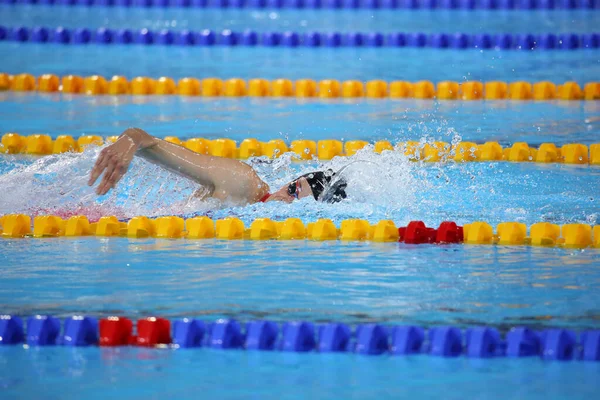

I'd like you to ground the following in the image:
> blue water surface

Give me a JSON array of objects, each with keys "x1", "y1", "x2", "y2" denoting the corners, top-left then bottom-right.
[
  {"x1": 2, "y1": 5, "x2": 600, "y2": 34},
  {"x1": 1, "y1": 237, "x2": 600, "y2": 328},
  {"x1": 1, "y1": 346, "x2": 598, "y2": 400},
  {"x1": 2, "y1": 93, "x2": 599, "y2": 144},
  {"x1": 2, "y1": 43, "x2": 600, "y2": 83}
]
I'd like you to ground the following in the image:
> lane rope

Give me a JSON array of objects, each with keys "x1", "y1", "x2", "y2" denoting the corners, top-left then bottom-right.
[
  {"x1": 1, "y1": 26, "x2": 599, "y2": 49},
  {"x1": 1, "y1": 215, "x2": 600, "y2": 248},
  {"x1": 2, "y1": 73, "x2": 599, "y2": 100},
  {"x1": 3, "y1": 133, "x2": 600, "y2": 165},
  {"x1": 0, "y1": 314, "x2": 598, "y2": 361}
]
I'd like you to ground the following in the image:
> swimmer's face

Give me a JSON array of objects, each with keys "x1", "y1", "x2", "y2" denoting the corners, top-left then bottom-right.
[{"x1": 265, "y1": 177, "x2": 314, "y2": 203}]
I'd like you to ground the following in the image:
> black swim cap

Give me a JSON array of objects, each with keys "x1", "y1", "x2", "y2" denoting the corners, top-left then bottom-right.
[{"x1": 299, "y1": 169, "x2": 347, "y2": 203}]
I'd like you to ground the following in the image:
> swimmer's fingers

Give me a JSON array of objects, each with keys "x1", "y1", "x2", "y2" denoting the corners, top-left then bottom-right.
[
  {"x1": 103, "y1": 162, "x2": 128, "y2": 194},
  {"x1": 96, "y1": 161, "x2": 117, "y2": 196},
  {"x1": 89, "y1": 148, "x2": 111, "y2": 186},
  {"x1": 96, "y1": 154, "x2": 123, "y2": 195}
]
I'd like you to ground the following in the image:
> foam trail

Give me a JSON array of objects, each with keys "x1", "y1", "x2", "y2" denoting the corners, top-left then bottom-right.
[
  {"x1": 228, "y1": 145, "x2": 421, "y2": 224},
  {"x1": 0, "y1": 147, "x2": 212, "y2": 220},
  {"x1": 0, "y1": 145, "x2": 421, "y2": 222},
  {"x1": 0, "y1": 150, "x2": 103, "y2": 218}
]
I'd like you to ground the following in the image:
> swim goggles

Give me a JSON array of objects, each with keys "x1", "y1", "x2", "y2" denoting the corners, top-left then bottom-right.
[{"x1": 287, "y1": 179, "x2": 302, "y2": 199}]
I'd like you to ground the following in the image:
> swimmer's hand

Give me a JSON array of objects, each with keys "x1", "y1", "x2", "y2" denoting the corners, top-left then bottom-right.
[{"x1": 88, "y1": 129, "x2": 150, "y2": 195}]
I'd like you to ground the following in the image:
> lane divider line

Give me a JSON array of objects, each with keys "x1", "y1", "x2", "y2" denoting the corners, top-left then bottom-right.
[
  {"x1": 1, "y1": 216, "x2": 599, "y2": 248},
  {"x1": 2, "y1": 73, "x2": 599, "y2": 100},
  {"x1": 0, "y1": 315, "x2": 598, "y2": 361},
  {"x1": 2, "y1": 0, "x2": 598, "y2": 11}
]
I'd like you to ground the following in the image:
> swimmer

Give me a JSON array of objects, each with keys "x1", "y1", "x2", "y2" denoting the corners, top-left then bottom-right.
[{"x1": 88, "y1": 128, "x2": 347, "y2": 204}]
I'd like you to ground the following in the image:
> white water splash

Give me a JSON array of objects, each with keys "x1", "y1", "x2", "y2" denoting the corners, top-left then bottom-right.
[
  {"x1": 0, "y1": 147, "x2": 208, "y2": 220},
  {"x1": 0, "y1": 144, "x2": 420, "y2": 222},
  {"x1": 2, "y1": 142, "x2": 598, "y2": 226}
]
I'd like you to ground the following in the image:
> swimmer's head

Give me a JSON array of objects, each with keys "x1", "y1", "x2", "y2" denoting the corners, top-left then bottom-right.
[{"x1": 266, "y1": 169, "x2": 347, "y2": 204}]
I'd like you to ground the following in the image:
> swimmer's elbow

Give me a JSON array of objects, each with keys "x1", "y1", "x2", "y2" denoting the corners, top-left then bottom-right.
[
  {"x1": 212, "y1": 167, "x2": 268, "y2": 204},
  {"x1": 247, "y1": 169, "x2": 270, "y2": 203}
]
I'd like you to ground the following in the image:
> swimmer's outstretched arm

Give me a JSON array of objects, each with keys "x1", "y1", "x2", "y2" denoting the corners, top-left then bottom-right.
[{"x1": 88, "y1": 128, "x2": 270, "y2": 203}]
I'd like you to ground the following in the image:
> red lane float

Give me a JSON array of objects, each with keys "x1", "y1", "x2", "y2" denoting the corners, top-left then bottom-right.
[
  {"x1": 99, "y1": 317, "x2": 171, "y2": 347},
  {"x1": 99, "y1": 316, "x2": 133, "y2": 346},
  {"x1": 136, "y1": 317, "x2": 171, "y2": 347},
  {"x1": 398, "y1": 221, "x2": 464, "y2": 245}
]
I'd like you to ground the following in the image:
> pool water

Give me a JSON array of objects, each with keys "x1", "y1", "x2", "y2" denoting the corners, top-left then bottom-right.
[
  {"x1": 1, "y1": 94, "x2": 599, "y2": 144},
  {"x1": 2, "y1": 238, "x2": 600, "y2": 328},
  {"x1": 1, "y1": 3, "x2": 600, "y2": 400},
  {"x1": 2, "y1": 44, "x2": 600, "y2": 83},
  {"x1": 2, "y1": 5, "x2": 600, "y2": 33},
  {"x1": 1, "y1": 347, "x2": 599, "y2": 400}
]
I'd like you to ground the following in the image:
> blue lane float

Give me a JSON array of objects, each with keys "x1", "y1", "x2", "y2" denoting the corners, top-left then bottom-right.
[
  {"x1": 1, "y1": 314, "x2": 599, "y2": 361},
  {"x1": 62, "y1": 316, "x2": 99, "y2": 346},
  {"x1": 172, "y1": 319, "x2": 206, "y2": 348},
  {"x1": 1, "y1": 26, "x2": 600, "y2": 50},
  {"x1": 318, "y1": 323, "x2": 351, "y2": 352},
  {"x1": 1, "y1": 0, "x2": 598, "y2": 8},
  {"x1": 391, "y1": 326, "x2": 424, "y2": 355},
  {"x1": 246, "y1": 320, "x2": 279, "y2": 350},
  {"x1": 25, "y1": 315, "x2": 61, "y2": 346}
]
